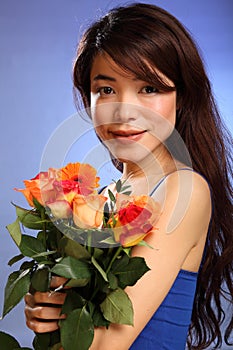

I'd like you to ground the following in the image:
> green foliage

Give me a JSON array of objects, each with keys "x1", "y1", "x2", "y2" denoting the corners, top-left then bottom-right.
[
  {"x1": 2, "y1": 269, "x2": 31, "y2": 317},
  {"x1": 112, "y1": 255, "x2": 150, "y2": 288},
  {"x1": 108, "y1": 189, "x2": 116, "y2": 202},
  {"x1": 0, "y1": 331, "x2": 33, "y2": 350},
  {"x1": 60, "y1": 307, "x2": 94, "y2": 350},
  {"x1": 6, "y1": 218, "x2": 22, "y2": 246},
  {"x1": 62, "y1": 290, "x2": 86, "y2": 314},
  {"x1": 0, "y1": 330, "x2": 32, "y2": 349},
  {"x1": 100, "y1": 288, "x2": 134, "y2": 325},
  {"x1": 19, "y1": 235, "x2": 46, "y2": 259},
  {"x1": 51, "y1": 256, "x2": 92, "y2": 280},
  {"x1": 30, "y1": 265, "x2": 51, "y2": 292},
  {"x1": 15, "y1": 204, "x2": 44, "y2": 230},
  {"x1": 59, "y1": 236, "x2": 90, "y2": 260},
  {"x1": 0, "y1": 331, "x2": 20, "y2": 349},
  {"x1": 2, "y1": 177, "x2": 153, "y2": 350},
  {"x1": 8, "y1": 253, "x2": 24, "y2": 266},
  {"x1": 33, "y1": 331, "x2": 60, "y2": 350},
  {"x1": 114, "y1": 179, "x2": 132, "y2": 195}
]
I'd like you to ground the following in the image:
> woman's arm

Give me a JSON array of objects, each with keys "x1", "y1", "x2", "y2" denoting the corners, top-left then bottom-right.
[{"x1": 25, "y1": 170, "x2": 212, "y2": 350}]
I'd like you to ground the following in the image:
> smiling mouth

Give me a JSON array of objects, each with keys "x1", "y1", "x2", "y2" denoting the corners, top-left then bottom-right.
[{"x1": 110, "y1": 129, "x2": 146, "y2": 141}]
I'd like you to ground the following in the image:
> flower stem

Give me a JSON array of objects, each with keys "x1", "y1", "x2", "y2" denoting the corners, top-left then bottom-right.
[
  {"x1": 106, "y1": 246, "x2": 122, "y2": 275},
  {"x1": 41, "y1": 207, "x2": 47, "y2": 247},
  {"x1": 87, "y1": 230, "x2": 92, "y2": 255}
]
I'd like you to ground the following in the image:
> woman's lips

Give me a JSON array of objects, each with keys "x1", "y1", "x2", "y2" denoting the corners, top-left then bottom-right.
[{"x1": 109, "y1": 129, "x2": 146, "y2": 142}]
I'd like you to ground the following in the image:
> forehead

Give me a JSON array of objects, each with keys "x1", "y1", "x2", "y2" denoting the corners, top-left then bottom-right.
[
  {"x1": 90, "y1": 53, "x2": 135, "y2": 80},
  {"x1": 90, "y1": 52, "x2": 175, "y2": 87}
]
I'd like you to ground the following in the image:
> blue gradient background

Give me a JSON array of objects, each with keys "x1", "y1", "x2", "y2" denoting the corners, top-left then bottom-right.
[{"x1": 0, "y1": 0, "x2": 232, "y2": 348}]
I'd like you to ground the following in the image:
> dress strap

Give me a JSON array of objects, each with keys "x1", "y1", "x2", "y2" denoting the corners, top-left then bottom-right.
[
  {"x1": 98, "y1": 186, "x2": 107, "y2": 194},
  {"x1": 149, "y1": 167, "x2": 194, "y2": 196}
]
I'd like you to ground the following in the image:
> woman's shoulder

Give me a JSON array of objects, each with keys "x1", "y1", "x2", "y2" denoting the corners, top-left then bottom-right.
[
  {"x1": 150, "y1": 167, "x2": 212, "y2": 242},
  {"x1": 153, "y1": 167, "x2": 211, "y2": 204}
]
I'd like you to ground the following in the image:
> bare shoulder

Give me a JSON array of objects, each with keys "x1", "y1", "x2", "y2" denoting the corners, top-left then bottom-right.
[
  {"x1": 167, "y1": 169, "x2": 211, "y2": 201},
  {"x1": 154, "y1": 169, "x2": 211, "y2": 209},
  {"x1": 151, "y1": 169, "x2": 212, "y2": 242},
  {"x1": 170, "y1": 169, "x2": 211, "y2": 208}
]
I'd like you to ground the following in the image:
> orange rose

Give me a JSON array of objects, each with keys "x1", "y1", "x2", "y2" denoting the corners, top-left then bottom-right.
[
  {"x1": 15, "y1": 168, "x2": 59, "y2": 207},
  {"x1": 110, "y1": 194, "x2": 161, "y2": 247},
  {"x1": 60, "y1": 162, "x2": 100, "y2": 195},
  {"x1": 72, "y1": 194, "x2": 107, "y2": 229}
]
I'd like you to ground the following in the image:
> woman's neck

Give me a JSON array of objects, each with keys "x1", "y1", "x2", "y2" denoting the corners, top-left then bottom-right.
[{"x1": 120, "y1": 147, "x2": 186, "y2": 195}]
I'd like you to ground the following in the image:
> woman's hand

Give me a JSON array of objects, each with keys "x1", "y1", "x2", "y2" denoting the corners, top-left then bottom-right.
[{"x1": 24, "y1": 276, "x2": 68, "y2": 333}]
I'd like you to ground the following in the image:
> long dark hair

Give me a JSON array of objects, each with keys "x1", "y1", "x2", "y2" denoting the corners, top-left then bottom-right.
[{"x1": 72, "y1": 3, "x2": 233, "y2": 349}]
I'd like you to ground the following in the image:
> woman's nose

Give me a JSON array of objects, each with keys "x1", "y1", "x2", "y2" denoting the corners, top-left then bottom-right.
[{"x1": 113, "y1": 100, "x2": 140, "y2": 123}]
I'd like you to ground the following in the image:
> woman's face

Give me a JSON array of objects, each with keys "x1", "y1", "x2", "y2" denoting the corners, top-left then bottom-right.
[{"x1": 90, "y1": 53, "x2": 177, "y2": 164}]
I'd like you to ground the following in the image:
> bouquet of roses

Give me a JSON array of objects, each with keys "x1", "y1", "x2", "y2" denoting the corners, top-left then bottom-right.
[{"x1": 1, "y1": 162, "x2": 161, "y2": 350}]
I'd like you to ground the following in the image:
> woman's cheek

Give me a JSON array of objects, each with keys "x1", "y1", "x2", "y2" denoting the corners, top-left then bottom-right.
[{"x1": 95, "y1": 125, "x2": 108, "y2": 141}]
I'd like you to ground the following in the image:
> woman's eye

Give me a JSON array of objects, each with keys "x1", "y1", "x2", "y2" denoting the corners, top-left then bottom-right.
[
  {"x1": 98, "y1": 87, "x2": 114, "y2": 95},
  {"x1": 141, "y1": 86, "x2": 158, "y2": 94}
]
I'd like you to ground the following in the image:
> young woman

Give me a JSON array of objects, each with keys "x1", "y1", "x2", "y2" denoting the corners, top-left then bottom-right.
[{"x1": 24, "y1": 3, "x2": 233, "y2": 349}]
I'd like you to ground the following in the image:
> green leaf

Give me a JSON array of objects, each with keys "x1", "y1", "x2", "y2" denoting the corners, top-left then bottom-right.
[
  {"x1": 32, "y1": 197, "x2": 44, "y2": 212},
  {"x1": 31, "y1": 250, "x2": 57, "y2": 258},
  {"x1": 61, "y1": 290, "x2": 86, "y2": 314},
  {"x1": 122, "y1": 247, "x2": 131, "y2": 256},
  {"x1": 6, "y1": 218, "x2": 22, "y2": 246},
  {"x1": 33, "y1": 330, "x2": 60, "y2": 350},
  {"x1": 2, "y1": 269, "x2": 31, "y2": 317},
  {"x1": 108, "y1": 189, "x2": 115, "y2": 202},
  {"x1": 100, "y1": 236, "x2": 118, "y2": 246},
  {"x1": 122, "y1": 191, "x2": 131, "y2": 195},
  {"x1": 49, "y1": 329, "x2": 61, "y2": 348},
  {"x1": 50, "y1": 343, "x2": 62, "y2": 350},
  {"x1": 8, "y1": 254, "x2": 24, "y2": 266},
  {"x1": 19, "y1": 234, "x2": 46, "y2": 259},
  {"x1": 66, "y1": 278, "x2": 89, "y2": 288},
  {"x1": 36, "y1": 230, "x2": 47, "y2": 246},
  {"x1": 100, "y1": 288, "x2": 133, "y2": 325},
  {"x1": 91, "y1": 256, "x2": 108, "y2": 282},
  {"x1": 93, "y1": 247, "x2": 104, "y2": 259},
  {"x1": 137, "y1": 240, "x2": 154, "y2": 249},
  {"x1": 59, "y1": 237, "x2": 90, "y2": 260},
  {"x1": 31, "y1": 266, "x2": 51, "y2": 292},
  {"x1": 121, "y1": 185, "x2": 131, "y2": 192},
  {"x1": 33, "y1": 333, "x2": 50, "y2": 350},
  {"x1": 115, "y1": 179, "x2": 122, "y2": 193},
  {"x1": 14, "y1": 205, "x2": 44, "y2": 230},
  {"x1": 51, "y1": 256, "x2": 91, "y2": 280},
  {"x1": 62, "y1": 226, "x2": 87, "y2": 244},
  {"x1": 60, "y1": 307, "x2": 94, "y2": 350},
  {"x1": 112, "y1": 256, "x2": 150, "y2": 288},
  {"x1": 108, "y1": 271, "x2": 118, "y2": 290},
  {"x1": 89, "y1": 303, "x2": 110, "y2": 327},
  {"x1": 0, "y1": 331, "x2": 20, "y2": 350},
  {"x1": 20, "y1": 260, "x2": 36, "y2": 270}
]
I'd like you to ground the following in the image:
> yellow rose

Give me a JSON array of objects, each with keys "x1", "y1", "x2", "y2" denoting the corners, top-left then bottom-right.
[
  {"x1": 47, "y1": 200, "x2": 72, "y2": 219},
  {"x1": 72, "y1": 194, "x2": 107, "y2": 229}
]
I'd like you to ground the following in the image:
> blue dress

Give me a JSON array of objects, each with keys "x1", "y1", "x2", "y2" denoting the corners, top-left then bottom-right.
[{"x1": 129, "y1": 269, "x2": 198, "y2": 349}]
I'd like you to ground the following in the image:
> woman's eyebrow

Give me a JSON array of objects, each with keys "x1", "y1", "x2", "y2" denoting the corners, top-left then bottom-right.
[{"x1": 93, "y1": 74, "x2": 116, "y2": 82}]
